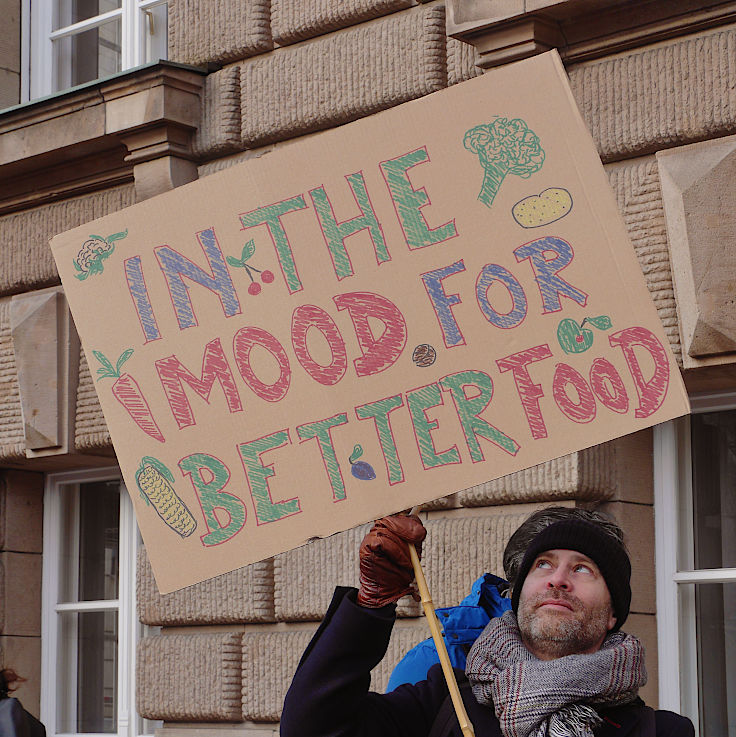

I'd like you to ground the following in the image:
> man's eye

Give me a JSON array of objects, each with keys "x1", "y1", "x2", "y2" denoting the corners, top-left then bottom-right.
[
  {"x1": 535, "y1": 559, "x2": 552, "y2": 569},
  {"x1": 574, "y1": 564, "x2": 592, "y2": 574}
]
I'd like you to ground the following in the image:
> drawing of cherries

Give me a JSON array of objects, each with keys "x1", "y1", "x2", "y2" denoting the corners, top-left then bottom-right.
[
  {"x1": 226, "y1": 239, "x2": 274, "y2": 295},
  {"x1": 349, "y1": 444, "x2": 376, "y2": 481}
]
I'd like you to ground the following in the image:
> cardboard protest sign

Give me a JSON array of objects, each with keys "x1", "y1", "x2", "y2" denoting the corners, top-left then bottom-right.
[{"x1": 51, "y1": 51, "x2": 690, "y2": 593}]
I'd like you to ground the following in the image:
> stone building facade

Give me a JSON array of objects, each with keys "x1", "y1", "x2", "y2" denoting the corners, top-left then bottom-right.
[{"x1": 0, "y1": 0, "x2": 735, "y2": 735}]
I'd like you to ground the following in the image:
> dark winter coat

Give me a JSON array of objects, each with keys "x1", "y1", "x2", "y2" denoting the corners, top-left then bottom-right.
[
  {"x1": 280, "y1": 587, "x2": 694, "y2": 737},
  {"x1": 0, "y1": 697, "x2": 46, "y2": 737}
]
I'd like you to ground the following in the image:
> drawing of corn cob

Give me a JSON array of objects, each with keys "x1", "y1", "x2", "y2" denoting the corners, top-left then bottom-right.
[{"x1": 135, "y1": 456, "x2": 197, "y2": 538}]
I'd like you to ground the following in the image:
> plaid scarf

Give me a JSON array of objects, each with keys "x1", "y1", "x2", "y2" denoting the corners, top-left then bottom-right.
[{"x1": 465, "y1": 611, "x2": 646, "y2": 737}]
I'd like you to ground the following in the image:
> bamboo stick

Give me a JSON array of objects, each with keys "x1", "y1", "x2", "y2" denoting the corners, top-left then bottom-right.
[{"x1": 407, "y1": 534, "x2": 475, "y2": 737}]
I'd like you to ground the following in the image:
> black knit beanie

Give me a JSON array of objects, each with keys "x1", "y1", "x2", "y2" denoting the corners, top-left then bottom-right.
[{"x1": 510, "y1": 518, "x2": 631, "y2": 631}]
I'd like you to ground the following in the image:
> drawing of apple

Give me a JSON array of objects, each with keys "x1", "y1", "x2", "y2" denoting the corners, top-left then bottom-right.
[{"x1": 557, "y1": 315, "x2": 612, "y2": 354}]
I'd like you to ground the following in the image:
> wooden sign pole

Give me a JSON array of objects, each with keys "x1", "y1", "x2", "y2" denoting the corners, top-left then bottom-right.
[{"x1": 406, "y1": 509, "x2": 475, "y2": 737}]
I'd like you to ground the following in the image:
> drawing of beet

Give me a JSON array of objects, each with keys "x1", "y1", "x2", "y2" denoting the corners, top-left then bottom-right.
[
  {"x1": 412, "y1": 344, "x2": 437, "y2": 367},
  {"x1": 136, "y1": 456, "x2": 197, "y2": 537},
  {"x1": 226, "y1": 239, "x2": 275, "y2": 295},
  {"x1": 73, "y1": 229, "x2": 128, "y2": 280},
  {"x1": 464, "y1": 118, "x2": 544, "y2": 208},
  {"x1": 557, "y1": 315, "x2": 613, "y2": 354},
  {"x1": 93, "y1": 349, "x2": 165, "y2": 443},
  {"x1": 349, "y1": 444, "x2": 376, "y2": 481}
]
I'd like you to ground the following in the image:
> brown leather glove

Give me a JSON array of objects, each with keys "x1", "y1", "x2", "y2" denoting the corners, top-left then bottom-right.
[{"x1": 356, "y1": 514, "x2": 427, "y2": 608}]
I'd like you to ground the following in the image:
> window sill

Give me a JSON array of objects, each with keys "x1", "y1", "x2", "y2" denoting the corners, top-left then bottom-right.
[{"x1": 0, "y1": 61, "x2": 207, "y2": 214}]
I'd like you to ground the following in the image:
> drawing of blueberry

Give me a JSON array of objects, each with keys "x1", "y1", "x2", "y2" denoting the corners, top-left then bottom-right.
[{"x1": 349, "y1": 444, "x2": 376, "y2": 481}]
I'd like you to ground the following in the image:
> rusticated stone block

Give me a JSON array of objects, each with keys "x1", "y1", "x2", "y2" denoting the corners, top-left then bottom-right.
[
  {"x1": 657, "y1": 135, "x2": 736, "y2": 367},
  {"x1": 168, "y1": 0, "x2": 272, "y2": 65},
  {"x1": 0, "y1": 635, "x2": 41, "y2": 716},
  {"x1": 242, "y1": 620, "x2": 428, "y2": 720},
  {"x1": 0, "y1": 552, "x2": 42, "y2": 636},
  {"x1": 271, "y1": 0, "x2": 412, "y2": 45},
  {"x1": 457, "y1": 443, "x2": 614, "y2": 507},
  {"x1": 193, "y1": 66, "x2": 242, "y2": 159},
  {"x1": 599, "y1": 500, "x2": 655, "y2": 615},
  {"x1": 608, "y1": 429, "x2": 653, "y2": 506},
  {"x1": 419, "y1": 510, "x2": 545, "y2": 605},
  {"x1": 568, "y1": 28, "x2": 736, "y2": 162},
  {"x1": 447, "y1": 36, "x2": 481, "y2": 87},
  {"x1": 10, "y1": 287, "x2": 78, "y2": 456},
  {"x1": 137, "y1": 632, "x2": 242, "y2": 721},
  {"x1": 74, "y1": 347, "x2": 110, "y2": 451},
  {"x1": 240, "y1": 5, "x2": 447, "y2": 146},
  {"x1": 0, "y1": 470, "x2": 43, "y2": 553},
  {"x1": 0, "y1": 298, "x2": 24, "y2": 461},
  {"x1": 273, "y1": 523, "x2": 420, "y2": 621},
  {"x1": 242, "y1": 630, "x2": 313, "y2": 722},
  {"x1": 274, "y1": 507, "x2": 548, "y2": 621},
  {"x1": 626, "y1": 613, "x2": 658, "y2": 709},
  {"x1": 605, "y1": 156, "x2": 680, "y2": 362},
  {"x1": 0, "y1": 185, "x2": 135, "y2": 296},
  {"x1": 137, "y1": 546, "x2": 275, "y2": 625},
  {"x1": 0, "y1": 70, "x2": 19, "y2": 110}
]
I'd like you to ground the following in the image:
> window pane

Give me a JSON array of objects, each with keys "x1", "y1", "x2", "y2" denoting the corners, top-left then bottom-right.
[
  {"x1": 691, "y1": 410, "x2": 736, "y2": 569},
  {"x1": 55, "y1": 0, "x2": 122, "y2": 29},
  {"x1": 142, "y1": 5, "x2": 168, "y2": 63},
  {"x1": 58, "y1": 610, "x2": 118, "y2": 733},
  {"x1": 59, "y1": 480, "x2": 120, "y2": 603},
  {"x1": 53, "y1": 18, "x2": 122, "y2": 90},
  {"x1": 79, "y1": 481, "x2": 120, "y2": 600},
  {"x1": 693, "y1": 582, "x2": 736, "y2": 737}
]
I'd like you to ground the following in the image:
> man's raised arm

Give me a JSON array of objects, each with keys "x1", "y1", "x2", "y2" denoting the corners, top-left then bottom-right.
[{"x1": 280, "y1": 515, "x2": 452, "y2": 737}]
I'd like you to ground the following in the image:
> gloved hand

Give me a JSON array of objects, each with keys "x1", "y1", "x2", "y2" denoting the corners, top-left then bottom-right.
[{"x1": 356, "y1": 514, "x2": 427, "y2": 608}]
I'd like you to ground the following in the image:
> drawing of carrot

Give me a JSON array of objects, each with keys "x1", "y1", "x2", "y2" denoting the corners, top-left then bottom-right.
[
  {"x1": 136, "y1": 456, "x2": 197, "y2": 537},
  {"x1": 93, "y1": 349, "x2": 165, "y2": 443}
]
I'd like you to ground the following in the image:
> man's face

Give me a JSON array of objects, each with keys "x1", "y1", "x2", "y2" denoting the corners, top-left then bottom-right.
[{"x1": 517, "y1": 548, "x2": 616, "y2": 660}]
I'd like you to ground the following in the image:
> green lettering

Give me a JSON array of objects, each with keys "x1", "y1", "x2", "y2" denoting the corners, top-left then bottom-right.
[
  {"x1": 179, "y1": 453, "x2": 246, "y2": 547},
  {"x1": 355, "y1": 395, "x2": 404, "y2": 484},
  {"x1": 238, "y1": 430, "x2": 300, "y2": 523},
  {"x1": 380, "y1": 148, "x2": 457, "y2": 250},
  {"x1": 440, "y1": 371, "x2": 519, "y2": 460},
  {"x1": 297, "y1": 413, "x2": 349, "y2": 500},
  {"x1": 406, "y1": 384, "x2": 460, "y2": 469}
]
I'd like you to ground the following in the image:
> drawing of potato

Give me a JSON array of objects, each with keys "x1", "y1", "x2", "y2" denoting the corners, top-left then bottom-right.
[{"x1": 512, "y1": 187, "x2": 572, "y2": 228}]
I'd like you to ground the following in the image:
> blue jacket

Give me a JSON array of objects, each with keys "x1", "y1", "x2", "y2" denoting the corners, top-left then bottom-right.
[{"x1": 386, "y1": 573, "x2": 511, "y2": 691}]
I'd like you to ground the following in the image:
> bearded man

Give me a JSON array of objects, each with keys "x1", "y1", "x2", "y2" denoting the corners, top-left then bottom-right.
[{"x1": 280, "y1": 507, "x2": 693, "y2": 737}]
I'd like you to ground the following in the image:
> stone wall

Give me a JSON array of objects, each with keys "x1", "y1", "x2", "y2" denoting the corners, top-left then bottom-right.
[
  {"x1": 0, "y1": 470, "x2": 44, "y2": 715},
  {"x1": 0, "y1": 0, "x2": 19, "y2": 109},
  {"x1": 3, "y1": 1, "x2": 735, "y2": 732},
  {"x1": 135, "y1": 7, "x2": 726, "y2": 729}
]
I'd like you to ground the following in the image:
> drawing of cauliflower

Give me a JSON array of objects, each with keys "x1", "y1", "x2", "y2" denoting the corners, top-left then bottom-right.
[{"x1": 73, "y1": 229, "x2": 128, "y2": 280}]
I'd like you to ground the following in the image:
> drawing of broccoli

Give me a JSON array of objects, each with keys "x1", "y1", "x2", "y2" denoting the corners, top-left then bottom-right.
[{"x1": 463, "y1": 118, "x2": 545, "y2": 208}]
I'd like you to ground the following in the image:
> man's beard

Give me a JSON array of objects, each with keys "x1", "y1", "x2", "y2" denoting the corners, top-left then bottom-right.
[{"x1": 517, "y1": 590, "x2": 612, "y2": 659}]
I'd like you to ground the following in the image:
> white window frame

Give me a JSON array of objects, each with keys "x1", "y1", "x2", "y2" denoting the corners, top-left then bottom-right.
[
  {"x1": 654, "y1": 391, "x2": 736, "y2": 733},
  {"x1": 40, "y1": 467, "x2": 152, "y2": 737},
  {"x1": 23, "y1": 0, "x2": 168, "y2": 102}
]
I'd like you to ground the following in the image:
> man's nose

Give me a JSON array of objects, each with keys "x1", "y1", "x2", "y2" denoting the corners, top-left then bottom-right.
[{"x1": 547, "y1": 569, "x2": 570, "y2": 589}]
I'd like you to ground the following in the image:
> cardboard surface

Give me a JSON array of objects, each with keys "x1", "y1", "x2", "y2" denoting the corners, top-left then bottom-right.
[{"x1": 51, "y1": 52, "x2": 690, "y2": 593}]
